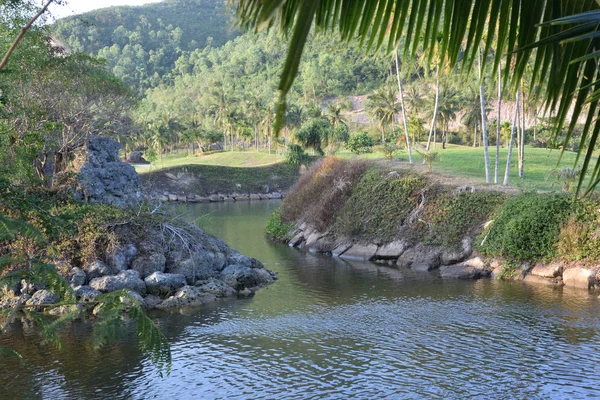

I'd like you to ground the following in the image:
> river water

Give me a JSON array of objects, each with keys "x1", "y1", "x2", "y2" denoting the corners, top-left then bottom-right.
[{"x1": 1, "y1": 200, "x2": 599, "y2": 399}]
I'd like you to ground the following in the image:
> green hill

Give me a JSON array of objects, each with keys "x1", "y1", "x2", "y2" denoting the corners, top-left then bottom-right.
[{"x1": 53, "y1": 0, "x2": 238, "y2": 93}]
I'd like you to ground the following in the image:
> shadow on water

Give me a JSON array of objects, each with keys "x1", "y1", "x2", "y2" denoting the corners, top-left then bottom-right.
[{"x1": 1, "y1": 200, "x2": 599, "y2": 399}]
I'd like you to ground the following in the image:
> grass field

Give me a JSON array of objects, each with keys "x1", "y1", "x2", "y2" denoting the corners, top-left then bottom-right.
[{"x1": 338, "y1": 144, "x2": 595, "y2": 192}]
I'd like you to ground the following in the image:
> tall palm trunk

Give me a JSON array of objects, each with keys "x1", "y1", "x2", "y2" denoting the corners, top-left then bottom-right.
[
  {"x1": 519, "y1": 86, "x2": 526, "y2": 178},
  {"x1": 255, "y1": 127, "x2": 259, "y2": 152},
  {"x1": 395, "y1": 50, "x2": 413, "y2": 163},
  {"x1": 479, "y1": 49, "x2": 491, "y2": 184},
  {"x1": 503, "y1": 88, "x2": 520, "y2": 185},
  {"x1": 495, "y1": 67, "x2": 502, "y2": 184},
  {"x1": 426, "y1": 68, "x2": 440, "y2": 152}
]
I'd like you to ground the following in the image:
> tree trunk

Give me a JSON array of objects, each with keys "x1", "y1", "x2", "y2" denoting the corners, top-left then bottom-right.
[
  {"x1": 395, "y1": 50, "x2": 413, "y2": 163},
  {"x1": 495, "y1": 67, "x2": 502, "y2": 184},
  {"x1": 473, "y1": 121, "x2": 477, "y2": 148},
  {"x1": 479, "y1": 49, "x2": 491, "y2": 184},
  {"x1": 426, "y1": 69, "x2": 440, "y2": 152},
  {"x1": 255, "y1": 127, "x2": 259, "y2": 152},
  {"x1": 519, "y1": 87, "x2": 526, "y2": 178},
  {"x1": 503, "y1": 88, "x2": 520, "y2": 185}
]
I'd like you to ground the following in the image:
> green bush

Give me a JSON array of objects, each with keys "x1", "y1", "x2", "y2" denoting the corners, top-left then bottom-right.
[
  {"x1": 265, "y1": 209, "x2": 294, "y2": 241},
  {"x1": 479, "y1": 193, "x2": 573, "y2": 262},
  {"x1": 346, "y1": 131, "x2": 375, "y2": 154},
  {"x1": 557, "y1": 198, "x2": 600, "y2": 262},
  {"x1": 286, "y1": 144, "x2": 309, "y2": 166}
]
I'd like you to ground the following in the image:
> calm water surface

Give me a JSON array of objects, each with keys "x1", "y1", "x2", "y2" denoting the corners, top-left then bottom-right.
[{"x1": 1, "y1": 200, "x2": 599, "y2": 399}]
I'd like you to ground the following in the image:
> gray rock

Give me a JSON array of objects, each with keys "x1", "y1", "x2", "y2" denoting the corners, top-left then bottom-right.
[
  {"x1": 89, "y1": 270, "x2": 147, "y2": 295},
  {"x1": 523, "y1": 275, "x2": 562, "y2": 287},
  {"x1": 69, "y1": 267, "x2": 87, "y2": 287},
  {"x1": 250, "y1": 194, "x2": 261, "y2": 200},
  {"x1": 73, "y1": 137, "x2": 141, "y2": 207},
  {"x1": 375, "y1": 240, "x2": 408, "y2": 259},
  {"x1": 209, "y1": 194, "x2": 222, "y2": 202},
  {"x1": 118, "y1": 290, "x2": 146, "y2": 309},
  {"x1": 440, "y1": 257, "x2": 489, "y2": 279},
  {"x1": 339, "y1": 243, "x2": 378, "y2": 261},
  {"x1": 288, "y1": 232, "x2": 304, "y2": 247},
  {"x1": 109, "y1": 244, "x2": 137, "y2": 273},
  {"x1": 440, "y1": 237, "x2": 473, "y2": 265},
  {"x1": 74, "y1": 285, "x2": 102, "y2": 303},
  {"x1": 530, "y1": 262, "x2": 563, "y2": 279},
  {"x1": 126, "y1": 151, "x2": 149, "y2": 164},
  {"x1": 145, "y1": 272, "x2": 187, "y2": 298},
  {"x1": 143, "y1": 294, "x2": 163, "y2": 310},
  {"x1": 308, "y1": 236, "x2": 336, "y2": 253},
  {"x1": 220, "y1": 264, "x2": 274, "y2": 290},
  {"x1": 562, "y1": 267, "x2": 594, "y2": 289},
  {"x1": 86, "y1": 260, "x2": 112, "y2": 280},
  {"x1": 396, "y1": 244, "x2": 442, "y2": 271},
  {"x1": 156, "y1": 286, "x2": 217, "y2": 309},
  {"x1": 195, "y1": 278, "x2": 236, "y2": 297},
  {"x1": 26, "y1": 290, "x2": 59, "y2": 306},
  {"x1": 130, "y1": 253, "x2": 166, "y2": 278},
  {"x1": 168, "y1": 194, "x2": 178, "y2": 202},
  {"x1": 20, "y1": 280, "x2": 36, "y2": 295},
  {"x1": 170, "y1": 253, "x2": 218, "y2": 284},
  {"x1": 332, "y1": 240, "x2": 353, "y2": 257}
]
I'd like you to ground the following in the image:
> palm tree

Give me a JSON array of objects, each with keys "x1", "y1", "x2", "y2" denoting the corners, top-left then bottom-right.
[
  {"x1": 436, "y1": 85, "x2": 460, "y2": 150},
  {"x1": 324, "y1": 102, "x2": 348, "y2": 130},
  {"x1": 366, "y1": 86, "x2": 400, "y2": 143},
  {"x1": 235, "y1": 0, "x2": 600, "y2": 195}
]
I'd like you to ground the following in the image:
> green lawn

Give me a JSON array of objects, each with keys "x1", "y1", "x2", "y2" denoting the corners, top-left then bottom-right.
[
  {"x1": 135, "y1": 150, "x2": 285, "y2": 173},
  {"x1": 337, "y1": 144, "x2": 595, "y2": 192}
]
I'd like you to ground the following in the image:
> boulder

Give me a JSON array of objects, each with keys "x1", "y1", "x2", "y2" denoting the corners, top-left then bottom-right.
[
  {"x1": 89, "y1": 270, "x2": 147, "y2": 295},
  {"x1": 440, "y1": 237, "x2": 473, "y2": 266},
  {"x1": 73, "y1": 137, "x2": 141, "y2": 207},
  {"x1": 143, "y1": 294, "x2": 163, "y2": 310},
  {"x1": 126, "y1": 151, "x2": 149, "y2": 164},
  {"x1": 177, "y1": 195, "x2": 187, "y2": 202},
  {"x1": 250, "y1": 194, "x2": 261, "y2": 200},
  {"x1": 144, "y1": 272, "x2": 187, "y2": 298},
  {"x1": 195, "y1": 277, "x2": 236, "y2": 297},
  {"x1": 288, "y1": 232, "x2": 305, "y2": 247},
  {"x1": 130, "y1": 252, "x2": 166, "y2": 278},
  {"x1": 375, "y1": 240, "x2": 408, "y2": 259},
  {"x1": 74, "y1": 285, "x2": 102, "y2": 303},
  {"x1": 220, "y1": 264, "x2": 274, "y2": 290},
  {"x1": 169, "y1": 253, "x2": 218, "y2": 284},
  {"x1": 168, "y1": 194, "x2": 178, "y2": 202},
  {"x1": 332, "y1": 240, "x2": 353, "y2": 257},
  {"x1": 86, "y1": 260, "x2": 112, "y2": 280},
  {"x1": 307, "y1": 236, "x2": 336, "y2": 253},
  {"x1": 68, "y1": 267, "x2": 87, "y2": 287},
  {"x1": 396, "y1": 244, "x2": 442, "y2": 271},
  {"x1": 523, "y1": 275, "x2": 562, "y2": 287},
  {"x1": 118, "y1": 290, "x2": 146, "y2": 309},
  {"x1": 339, "y1": 243, "x2": 378, "y2": 261},
  {"x1": 156, "y1": 286, "x2": 217, "y2": 309},
  {"x1": 562, "y1": 267, "x2": 594, "y2": 289},
  {"x1": 209, "y1": 194, "x2": 222, "y2": 202},
  {"x1": 440, "y1": 257, "x2": 489, "y2": 279},
  {"x1": 530, "y1": 262, "x2": 563, "y2": 279},
  {"x1": 26, "y1": 290, "x2": 59, "y2": 306},
  {"x1": 108, "y1": 244, "x2": 137, "y2": 273}
]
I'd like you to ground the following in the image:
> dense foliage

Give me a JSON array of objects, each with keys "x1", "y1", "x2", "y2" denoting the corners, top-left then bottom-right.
[{"x1": 53, "y1": 0, "x2": 238, "y2": 93}]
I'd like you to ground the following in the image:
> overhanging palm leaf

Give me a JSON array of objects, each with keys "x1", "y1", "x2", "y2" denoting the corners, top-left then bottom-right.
[{"x1": 234, "y1": 0, "x2": 600, "y2": 195}]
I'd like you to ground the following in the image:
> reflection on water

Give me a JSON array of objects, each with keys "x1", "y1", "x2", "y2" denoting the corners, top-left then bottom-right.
[{"x1": 1, "y1": 200, "x2": 599, "y2": 399}]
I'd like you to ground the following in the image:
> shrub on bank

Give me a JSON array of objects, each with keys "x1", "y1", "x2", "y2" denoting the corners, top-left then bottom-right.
[
  {"x1": 479, "y1": 193, "x2": 573, "y2": 262},
  {"x1": 265, "y1": 209, "x2": 295, "y2": 241}
]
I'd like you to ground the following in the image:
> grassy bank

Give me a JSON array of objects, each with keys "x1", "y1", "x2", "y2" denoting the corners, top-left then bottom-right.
[
  {"x1": 141, "y1": 162, "x2": 298, "y2": 196},
  {"x1": 134, "y1": 151, "x2": 285, "y2": 173},
  {"x1": 268, "y1": 158, "x2": 600, "y2": 267}
]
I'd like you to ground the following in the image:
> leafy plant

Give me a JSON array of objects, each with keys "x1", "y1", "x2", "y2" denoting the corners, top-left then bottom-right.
[
  {"x1": 479, "y1": 193, "x2": 573, "y2": 262},
  {"x1": 286, "y1": 144, "x2": 309, "y2": 167},
  {"x1": 265, "y1": 209, "x2": 294, "y2": 241},
  {"x1": 347, "y1": 131, "x2": 375, "y2": 155}
]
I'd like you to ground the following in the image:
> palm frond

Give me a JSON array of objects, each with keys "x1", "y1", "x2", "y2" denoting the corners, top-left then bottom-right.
[
  {"x1": 234, "y1": 0, "x2": 600, "y2": 195},
  {"x1": 0, "y1": 214, "x2": 45, "y2": 244},
  {"x1": 0, "y1": 346, "x2": 22, "y2": 360}
]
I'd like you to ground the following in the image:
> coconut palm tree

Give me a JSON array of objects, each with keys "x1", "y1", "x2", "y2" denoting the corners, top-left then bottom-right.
[
  {"x1": 235, "y1": 0, "x2": 600, "y2": 195},
  {"x1": 366, "y1": 86, "x2": 400, "y2": 143}
]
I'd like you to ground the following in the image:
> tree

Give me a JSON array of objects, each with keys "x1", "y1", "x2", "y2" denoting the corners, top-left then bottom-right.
[
  {"x1": 366, "y1": 86, "x2": 400, "y2": 143},
  {"x1": 235, "y1": 0, "x2": 600, "y2": 195}
]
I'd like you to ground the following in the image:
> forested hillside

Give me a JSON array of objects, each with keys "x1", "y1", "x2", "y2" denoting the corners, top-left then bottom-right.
[{"x1": 53, "y1": 0, "x2": 238, "y2": 92}]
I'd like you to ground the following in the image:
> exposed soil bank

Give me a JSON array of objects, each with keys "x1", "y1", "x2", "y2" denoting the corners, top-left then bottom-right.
[{"x1": 268, "y1": 158, "x2": 600, "y2": 293}]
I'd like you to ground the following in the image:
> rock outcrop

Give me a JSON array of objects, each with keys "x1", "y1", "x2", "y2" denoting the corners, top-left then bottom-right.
[{"x1": 73, "y1": 137, "x2": 141, "y2": 207}]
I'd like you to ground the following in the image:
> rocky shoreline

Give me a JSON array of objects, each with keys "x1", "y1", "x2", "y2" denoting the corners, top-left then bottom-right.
[
  {"x1": 0, "y1": 137, "x2": 278, "y2": 313},
  {"x1": 150, "y1": 191, "x2": 284, "y2": 203},
  {"x1": 285, "y1": 222, "x2": 600, "y2": 292}
]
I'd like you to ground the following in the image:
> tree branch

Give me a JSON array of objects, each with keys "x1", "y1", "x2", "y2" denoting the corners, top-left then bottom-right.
[{"x1": 0, "y1": 0, "x2": 56, "y2": 71}]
